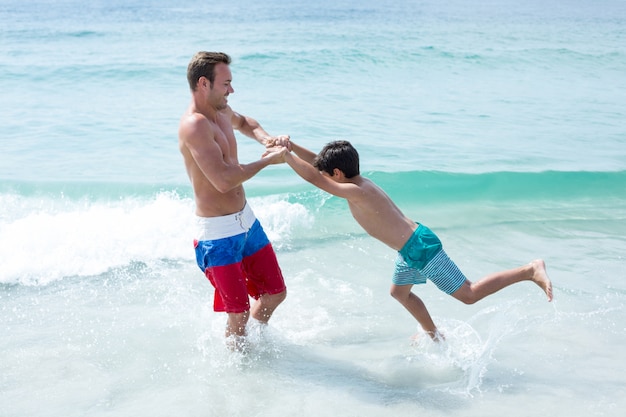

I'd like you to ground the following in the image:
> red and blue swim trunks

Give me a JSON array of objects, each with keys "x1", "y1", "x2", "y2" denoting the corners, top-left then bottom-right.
[{"x1": 193, "y1": 203, "x2": 286, "y2": 313}]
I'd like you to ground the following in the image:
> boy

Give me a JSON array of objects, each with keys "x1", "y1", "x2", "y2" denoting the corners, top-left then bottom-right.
[{"x1": 272, "y1": 139, "x2": 552, "y2": 340}]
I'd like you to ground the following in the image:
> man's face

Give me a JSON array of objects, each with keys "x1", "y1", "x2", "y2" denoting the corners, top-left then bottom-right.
[{"x1": 209, "y1": 62, "x2": 234, "y2": 110}]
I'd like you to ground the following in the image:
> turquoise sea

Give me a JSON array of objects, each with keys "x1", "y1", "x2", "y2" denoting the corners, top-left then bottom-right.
[{"x1": 1, "y1": 0, "x2": 625, "y2": 416}]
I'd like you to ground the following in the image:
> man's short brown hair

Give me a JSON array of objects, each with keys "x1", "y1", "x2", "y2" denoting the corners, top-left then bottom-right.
[{"x1": 187, "y1": 51, "x2": 231, "y2": 91}]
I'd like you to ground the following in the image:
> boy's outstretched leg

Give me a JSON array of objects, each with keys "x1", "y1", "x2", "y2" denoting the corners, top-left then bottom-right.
[{"x1": 451, "y1": 259, "x2": 552, "y2": 305}]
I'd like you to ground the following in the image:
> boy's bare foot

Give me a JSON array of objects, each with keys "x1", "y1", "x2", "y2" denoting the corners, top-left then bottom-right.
[
  {"x1": 411, "y1": 329, "x2": 445, "y2": 344},
  {"x1": 530, "y1": 259, "x2": 553, "y2": 302}
]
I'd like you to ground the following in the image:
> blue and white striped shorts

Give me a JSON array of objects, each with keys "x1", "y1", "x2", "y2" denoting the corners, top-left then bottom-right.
[{"x1": 393, "y1": 248, "x2": 467, "y2": 295}]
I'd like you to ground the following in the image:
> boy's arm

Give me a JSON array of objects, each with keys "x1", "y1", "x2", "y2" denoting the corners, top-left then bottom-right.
[
  {"x1": 289, "y1": 141, "x2": 318, "y2": 164},
  {"x1": 265, "y1": 137, "x2": 317, "y2": 164},
  {"x1": 283, "y1": 149, "x2": 356, "y2": 199}
]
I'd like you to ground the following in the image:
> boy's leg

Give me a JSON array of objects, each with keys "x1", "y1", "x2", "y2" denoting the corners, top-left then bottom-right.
[
  {"x1": 451, "y1": 259, "x2": 552, "y2": 304},
  {"x1": 390, "y1": 284, "x2": 438, "y2": 337}
]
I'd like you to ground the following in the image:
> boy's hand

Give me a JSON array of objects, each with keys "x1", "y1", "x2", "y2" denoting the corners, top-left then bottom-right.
[{"x1": 264, "y1": 135, "x2": 291, "y2": 150}]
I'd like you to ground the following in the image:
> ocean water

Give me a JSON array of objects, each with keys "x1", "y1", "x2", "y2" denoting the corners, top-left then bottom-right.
[{"x1": 1, "y1": 0, "x2": 626, "y2": 416}]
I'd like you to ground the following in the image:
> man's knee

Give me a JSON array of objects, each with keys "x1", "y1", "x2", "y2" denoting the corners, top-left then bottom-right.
[
  {"x1": 270, "y1": 289, "x2": 287, "y2": 305},
  {"x1": 258, "y1": 289, "x2": 287, "y2": 310},
  {"x1": 251, "y1": 290, "x2": 286, "y2": 322}
]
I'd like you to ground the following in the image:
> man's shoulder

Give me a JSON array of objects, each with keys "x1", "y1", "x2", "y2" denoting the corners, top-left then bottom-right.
[
  {"x1": 181, "y1": 109, "x2": 209, "y2": 126},
  {"x1": 180, "y1": 111, "x2": 213, "y2": 140}
]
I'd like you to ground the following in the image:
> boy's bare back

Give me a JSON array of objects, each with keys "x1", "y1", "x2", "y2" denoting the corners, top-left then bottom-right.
[
  {"x1": 343, "y1": 176, "x2": 420, "y2": 251},
  {"x1": 279, "y1": 141, "x2": 419, "y2": 251}
]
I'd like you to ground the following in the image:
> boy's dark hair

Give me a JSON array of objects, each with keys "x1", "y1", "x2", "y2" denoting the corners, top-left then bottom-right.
[
  {"x1": 313, "y1": 140, "x2": 360, "y2": 178},
  {"x1": 187, "y1": 51, "x2": 231, "y2": 91}
]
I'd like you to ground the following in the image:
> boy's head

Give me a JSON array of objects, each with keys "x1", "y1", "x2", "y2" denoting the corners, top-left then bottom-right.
[{"x1": 313, "y1": 140, "x2": 360, "y2": 178}]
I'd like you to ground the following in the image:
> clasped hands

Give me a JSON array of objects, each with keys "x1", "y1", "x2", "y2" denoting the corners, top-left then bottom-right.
[{"x1": 262, "y1": 135, "x2": 291, "y2": 163}]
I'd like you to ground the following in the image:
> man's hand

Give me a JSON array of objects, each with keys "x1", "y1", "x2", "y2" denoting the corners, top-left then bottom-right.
[
  {"x1": 264, "y1": 135, "x2": 291, "y2": 150},
  {"x1": 262, "y1": 146, "x2": 288, "y2": 164}
]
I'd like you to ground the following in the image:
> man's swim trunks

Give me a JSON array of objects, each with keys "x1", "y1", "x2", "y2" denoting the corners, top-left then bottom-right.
[
  {"x1": 193, "y1": 203, "x2": 286, "y2": 313},
  {"x1": 392, "y1": 223, "x2": 467, "y2": 295}
]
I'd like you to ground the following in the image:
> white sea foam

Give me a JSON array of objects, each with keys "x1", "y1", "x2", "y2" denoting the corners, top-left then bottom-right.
[{"x1": 0, "y1": 192, "x2": 311, "y2": 286}]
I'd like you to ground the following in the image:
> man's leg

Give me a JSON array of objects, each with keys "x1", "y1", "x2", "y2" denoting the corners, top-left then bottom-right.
[
  {"x1": 226, "y1": 310, "x2": 250, "y2": 337},
  {"x1": 251, "y1": 290, "x2": 287, "y2": 323},
  {"x1": 243, "y1": 235, "x2": 287, "y2": 324}
]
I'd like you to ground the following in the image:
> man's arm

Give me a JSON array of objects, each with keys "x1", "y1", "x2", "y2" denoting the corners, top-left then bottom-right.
[
  {"x1": 230, "y1": 109, "x2": 289, "y2": 146},
  {"x1": 181, "y1": 113, "x2": 284, "y2": 193}
]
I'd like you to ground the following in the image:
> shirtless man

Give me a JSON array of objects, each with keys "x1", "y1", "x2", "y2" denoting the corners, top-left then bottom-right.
[
  {"x1": 272, "y1": 139, "x2": 552, "y2": 340},
  {"x1": 179, "y1": 52, "x2": 287, "y2": 344}
]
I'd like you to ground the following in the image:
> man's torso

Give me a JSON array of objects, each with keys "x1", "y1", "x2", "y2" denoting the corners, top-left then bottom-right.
[{"x1": 180, "y1": 107, "x2": 246, "y2": 217}]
